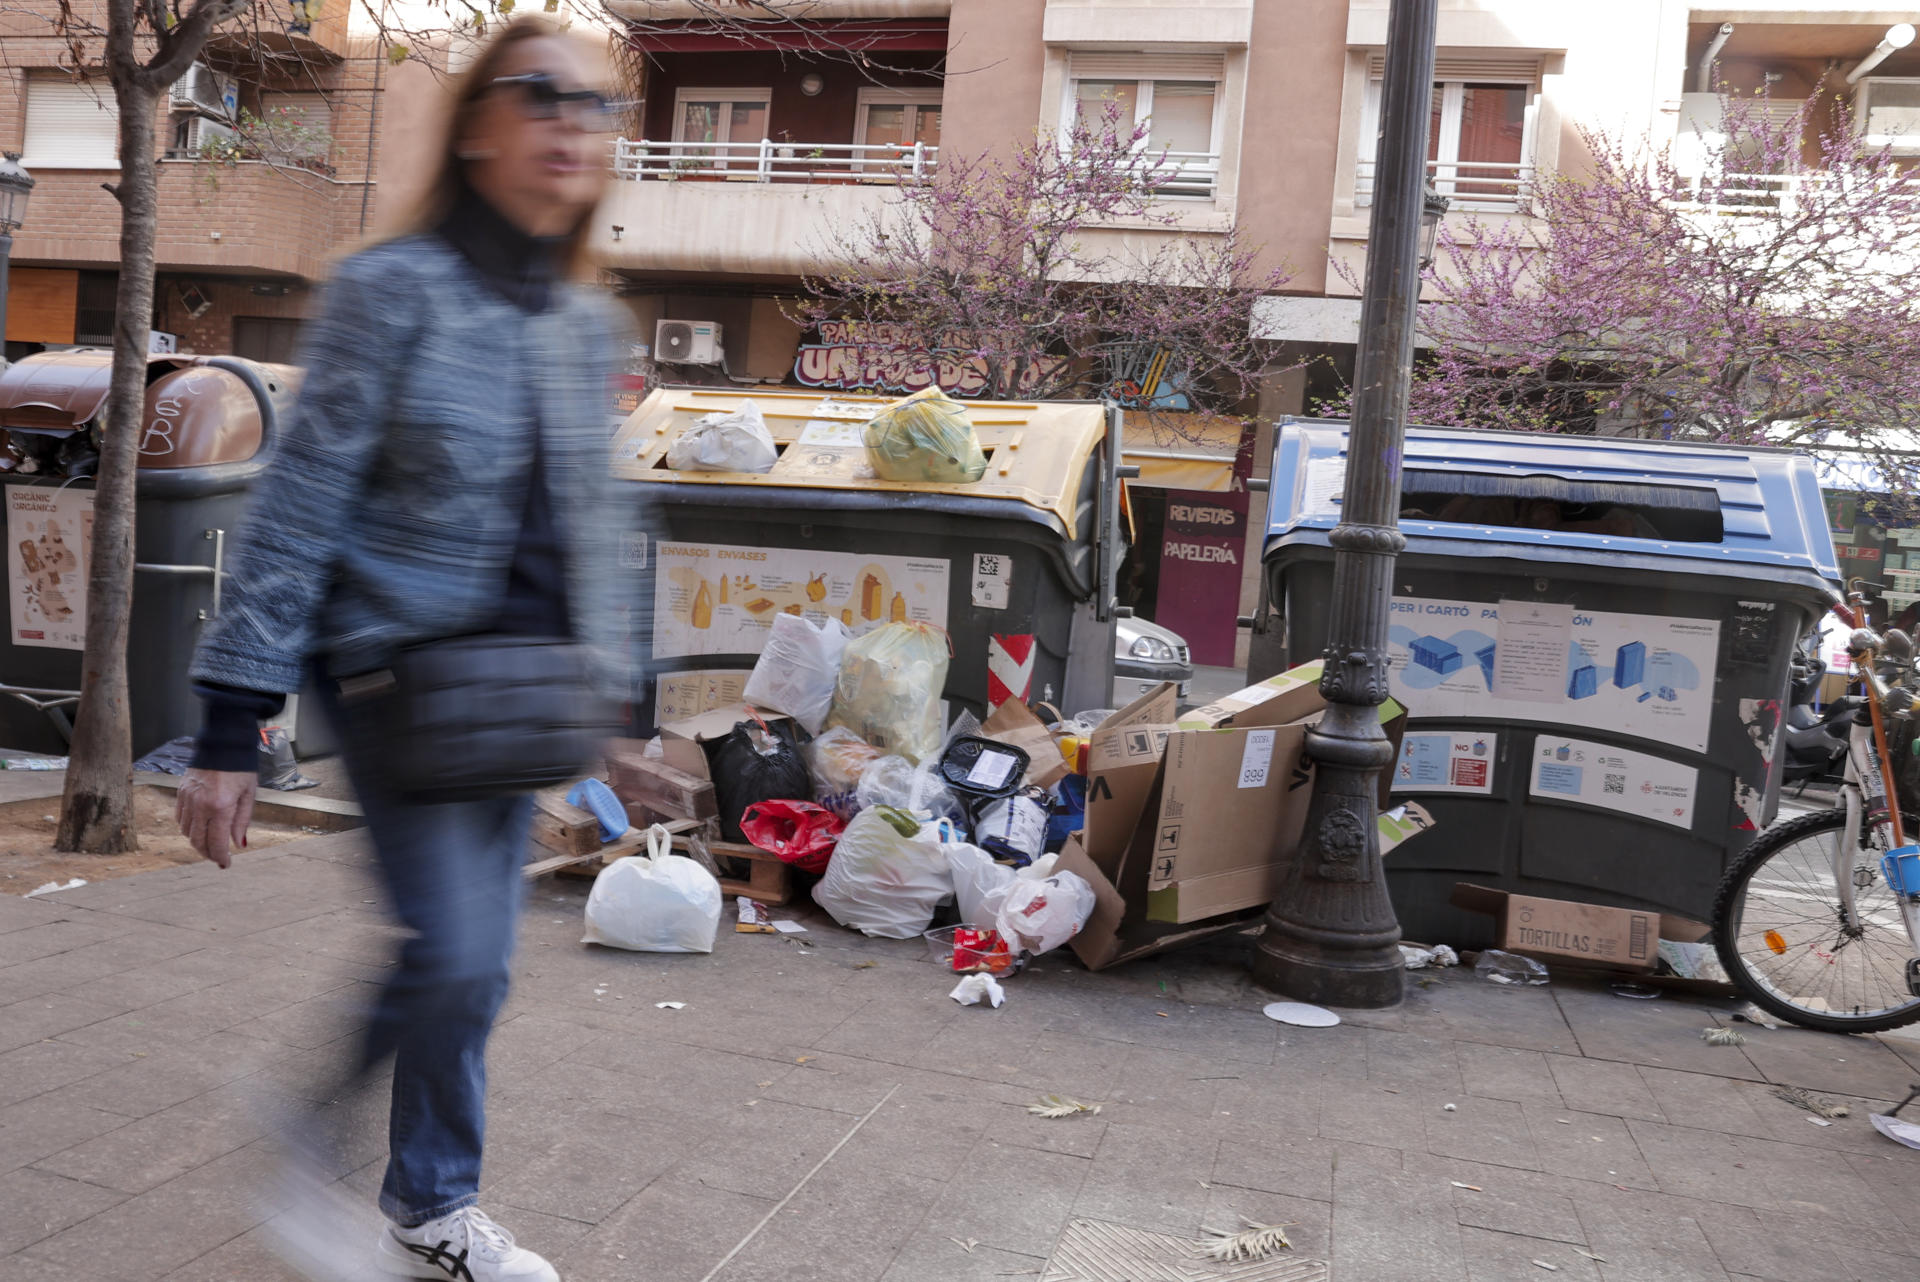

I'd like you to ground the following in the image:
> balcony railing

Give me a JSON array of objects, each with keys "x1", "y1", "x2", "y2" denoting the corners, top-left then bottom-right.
[
  {"x1": 610, "y1": 138, "x2": 938, "y2": 183},
  {"x1": 1357, "y1": 158, "x2": 1533, "y2": 212},
  {"x1": 1141, "y1": 151, "x2": 1221, "y2": 200},
  {"x1": 1669, "y1": 170, "x2": 1920, "y2": 217}
]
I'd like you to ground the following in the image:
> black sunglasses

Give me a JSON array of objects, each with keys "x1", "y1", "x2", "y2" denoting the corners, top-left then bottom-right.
[{"x1": 488, "y1": 72, "x2": 625, "y2": 130}]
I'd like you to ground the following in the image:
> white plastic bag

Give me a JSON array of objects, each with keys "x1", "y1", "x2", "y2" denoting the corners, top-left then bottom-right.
[
  {"x1": 855, "y1": 754, "x2": 961, "y2": 823},
  {"x1": 811, "y1": 806, "x2": 953, "y2": 939},
  {"x1": 582, "y1": 825, "x2": 723, "y2": 953},
  {"x1": 666, "y1": 400, "x2": 778, "y2": 473},
  {"x1": 825, "y1": 622, "x2": 949, "y2": 763},
  {"x1": 946, "y1": 841, "x2": 1015, "y2": 928},
  {"x1": 994, "y1": 869, "x2": 1096, "y2": 956},
  {"x1": 743, "y1": 614, "x2": 849, "y2": 735}
]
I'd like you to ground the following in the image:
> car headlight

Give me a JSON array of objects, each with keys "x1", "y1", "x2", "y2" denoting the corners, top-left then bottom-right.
[{"x1": 1129, "y1": 636, "x2": 1176, "y2": 662}]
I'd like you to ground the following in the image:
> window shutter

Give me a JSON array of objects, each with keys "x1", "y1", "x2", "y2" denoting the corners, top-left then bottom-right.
[
  {"x1": 1366, "y1": 52, "x2": 1542, "y2": 84},
  {"x1": 1068, "y1": 52, "x2": 1226, "y2": 81},
  {"x1": 22, "y1": 75, "x2": 119, "y2": 169},
  {"x1": 260, "y1": 92, "x2": 333, "y2": 162}
]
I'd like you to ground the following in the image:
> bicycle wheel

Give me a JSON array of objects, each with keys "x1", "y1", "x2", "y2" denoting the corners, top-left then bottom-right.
[{"x1": 1713, "y1": 808, "x2": 1920, "y2": 1034}]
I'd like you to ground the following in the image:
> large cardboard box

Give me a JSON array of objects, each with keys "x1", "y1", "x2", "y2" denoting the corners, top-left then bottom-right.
[
  {"x1": 1122, "y1": 663, "x2": 1407, "y2": 925},
  {"x1": 1450, "y1": 883, "x2": 1660, "y2": 972}
]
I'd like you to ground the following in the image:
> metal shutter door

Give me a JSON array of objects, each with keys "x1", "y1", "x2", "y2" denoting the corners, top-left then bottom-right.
[{"x1": 22, "y1": 76, "x2": 119, "y2": 169}]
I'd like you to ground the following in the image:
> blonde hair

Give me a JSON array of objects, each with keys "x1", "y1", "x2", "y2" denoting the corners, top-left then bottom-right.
[{"x1": 386, "y1": 15, "x2": 610, "y2": 276}]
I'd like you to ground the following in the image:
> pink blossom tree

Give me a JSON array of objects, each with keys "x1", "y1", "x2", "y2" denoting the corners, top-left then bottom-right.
[
  {"x1": 796, "y1": 107, "x2": 1292, "y2": 430},
  {"x1": 1397, "y1": 87, "x2": 1920, "y2": 481}
]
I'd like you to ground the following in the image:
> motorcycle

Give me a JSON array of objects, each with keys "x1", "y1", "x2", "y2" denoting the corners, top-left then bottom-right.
[{"x1": 1780, "y1": 636, "x2": 1858, "y2": 789}]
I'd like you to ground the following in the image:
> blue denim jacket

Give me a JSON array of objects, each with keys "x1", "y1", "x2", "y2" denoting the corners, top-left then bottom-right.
[{"x1": 190, "y1": 235, "x2": 639, "y2": 697}]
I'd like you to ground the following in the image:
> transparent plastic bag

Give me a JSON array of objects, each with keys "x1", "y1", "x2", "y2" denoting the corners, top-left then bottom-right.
[
  {"x1": 1474, "y1": 949, "x2": 1550, "y2": 986},
  {"x1": 995, "y1": 870, "x2": 1096, "y2": 956},
  {"x1": 811, "y1": 806, "x2": 954, "y2": 939},
  {"x1": 743, "y1": 613, "x2": 850, "y2": 735},
  {"x1": 946, "y1": 841, "x2": 1016, "y2": 928},
  {"x1": 861, "y1": 387, "x2": 987, "y2": 483},
  {"x1": 855, "y1": 754, "x2": 962, "y2": 825},
  {"x1": 806, "y1": 726, "x2": 886, "y2": 816},
  {"x1": 666, "y1": 400, "x2": 778, "y2": 473},
  {"x1": 825, "y1": 622, "x2": 950, "y2": 763},
  {"x1": 582, "y1": 825, "x2": 723, "y2": 953}
]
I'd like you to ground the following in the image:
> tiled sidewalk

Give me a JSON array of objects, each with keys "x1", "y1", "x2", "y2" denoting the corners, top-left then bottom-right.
[{"x1": 4, "y1": 823, "x2": 1920, "y2": 1282}]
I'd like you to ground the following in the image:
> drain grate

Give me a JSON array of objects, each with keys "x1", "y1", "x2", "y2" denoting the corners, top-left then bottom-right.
[{"x1": 1041, "y1": 1219, "x2": 1330, "y2": 1282}]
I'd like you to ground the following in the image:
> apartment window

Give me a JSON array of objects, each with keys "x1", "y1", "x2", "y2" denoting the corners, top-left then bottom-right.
[
  {"x1": 259, "y1": 92, "x2": 333, "y2": 164},
  {"x1": 1062, "y1": 53, "x2": 1224, "y2": 198},
  {"x1": 22, "y1": 73, "x2": 118, "y2": 169},
  {"x1": 858, "y1": 88, "x2": 942, "y2": 150},
  {"x1": 672, "y1": 87, "x2": 771, "y2": 165},
  {"x1": 1360, "y1": 55, "x2": 1539, "y2": 210}
]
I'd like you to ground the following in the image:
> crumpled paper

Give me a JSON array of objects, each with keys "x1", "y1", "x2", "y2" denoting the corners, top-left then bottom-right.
[{"x1": 949, "y1": 973, "x2": 1006, "y2": 1008}]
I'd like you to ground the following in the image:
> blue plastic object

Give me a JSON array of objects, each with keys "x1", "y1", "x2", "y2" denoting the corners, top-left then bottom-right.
[
  {"x1": 566, "y1": 777, "x2": 630, "y2": 843},
  {"x1": 1567, "y1": 664, "x2": 1598, "y2": 699},
  {"x1": 1475, "y1": 643, "x2": 1497, "y2": 687},
  {"x1": 1882, "y1": 846, "x2": 1920, "y2": 899}
]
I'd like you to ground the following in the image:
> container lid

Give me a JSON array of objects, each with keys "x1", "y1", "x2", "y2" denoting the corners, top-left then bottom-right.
[
  {"x1": 0, "y1": 350, "x2": 193, "y2": 435},
  {"x1": 613, "y1": 387, "x2": 1108, "y2": 539},
  {"x1": 937, "y1": 736, "x2": 1032, "y2": 798},
  {"x1": 1265, "y1": 418, "x2": 1841, "y2": 587}
]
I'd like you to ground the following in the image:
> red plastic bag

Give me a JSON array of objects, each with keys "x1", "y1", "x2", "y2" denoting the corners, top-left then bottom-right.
[{"x1": 740, "y1": 800, "x2": 845, "y2": 874}]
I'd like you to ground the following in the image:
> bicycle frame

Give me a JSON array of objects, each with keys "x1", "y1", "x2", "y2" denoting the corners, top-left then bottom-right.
[{"x1": 1835, "y1": 675, "x2": 1920, "y2": 955}]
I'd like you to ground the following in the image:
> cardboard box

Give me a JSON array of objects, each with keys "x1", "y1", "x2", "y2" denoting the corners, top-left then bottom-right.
[
  {"x1": 1122, "y1": 662, "x2": 1408, "y2": 925},
  {"x1": 1056, "y1": 832, "x2": 1263, "y2": 971},
  {"x1": 1450, "y1": 883, "x2": 1660, "y2": 971},
  {"x1": 656, "y1": 703, "x2": 791, "y2": 778}
]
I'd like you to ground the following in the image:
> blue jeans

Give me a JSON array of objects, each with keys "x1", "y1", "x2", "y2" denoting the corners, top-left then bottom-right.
[{"x1": 334, "y1": 726, "x2": 534, "y2": 1227}]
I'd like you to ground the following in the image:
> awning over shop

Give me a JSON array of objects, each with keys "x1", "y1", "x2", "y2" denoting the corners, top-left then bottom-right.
[{"x1": 1121, "y1": 412, "x2": 1249, "y2": 492}]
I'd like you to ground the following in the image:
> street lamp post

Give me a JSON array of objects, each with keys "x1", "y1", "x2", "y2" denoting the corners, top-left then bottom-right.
[
  {"x1": 0, "y1": 153, "x2": 37, "y2": 364},
  {"x1": 1251, "y1": 0, "x2": 1439, "y2": 1009}
]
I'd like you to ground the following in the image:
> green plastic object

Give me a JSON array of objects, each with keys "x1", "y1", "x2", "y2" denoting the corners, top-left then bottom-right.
[{"x1": 863, "y1": 387, "x2": 988, "y2": 483}]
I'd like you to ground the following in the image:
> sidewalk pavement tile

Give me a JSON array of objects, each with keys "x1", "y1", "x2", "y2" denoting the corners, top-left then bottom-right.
[
  {"x1": 1211, "y1": 1134, "x2": 1396, "y2": 1203},
  {"x1": 1072, "y1": 1121, "x2": 1216, "y2": 1238},
  {"x1": 1550, "y1": 985, "x2": 1767, "y2": 1079},
  {"x1": 878, "y1": 1232, "x2": 1046, "y2": 1282},
  {"x1": 54, "y1": 1030, "x2": 293, "y2": 1118},
  {"x1": 156, "y1": 1225, "x2": 308, "y2": 1282},
  {"x1": 1459, "y1": 1224, "x2": 1603, "y2": 1282},
  {"x1": 0, "y1": 1036, "x2": 140, "y2": 1109},
  {"x1": 558, "y1": 1175, "x2": 773, "y2": 1282},
  {"x1": 1546, "y1": 1051, "x2": 1670, "y2": 1121},
  {"x1": 1738, "y1": 1024, "x2": 1920, "y2": 1099},
  {"x1": 1365, "y1": 1029, "x2": 1469, "y2": 1094},
  {"x1": 1573, "y1": 1188, "x2": 1733, "y2": 1282},
  {"x1": 701, "y1": 1161, "x2": 945, "y2": 1282},
  {"x1": 1331, "y1": 1166, "x2": 1465, "y2": 1282},
  {"x1": 32, "y1": 1076, "x2": 267, "y2": 1193},
  {"x1": 1625, "y1": 1117, "x2": 1882, "y2": 1214},
  {"x1": 1456, "y1": 1043, "x2": 1567, "y2": 1106},
  {"x1": 0, "y1": 1165, "x2": 129, "y2": 1253},
  {"x1": 1695, "y1": 1202, "x2": 1875, "y2": 1282},
  {"x1": 0, "y1": 991, "x2": 120, "y2": 1052},
  {"x1": 914, "y1": 1139, "x2": 1090, "y2": 1256},
  {"x1": 1635, "y1": 1065, "x2": 1780, "y2": 1139},
  {"x1": 1516, "y1": 1103, "x2": 1658, "y2": 1188},
  {"x1": 1447, "y1": 1174, "x2": 1586, "y2": 1245},
  {"x1": 672, "y1": 1096, "x2": 874, "y2": 1202},
  {"x1": 487, "y1": 1109, "x2": 701, "y2": 1223},
  {"x1": 1201, "y1": 1182, "x2": 1333, "y2": 1260},
  {"x1": 0, "y1": 1094, "x2": 131, "y2": 1174},
  {"x1": 1423, "y1": 1092, "x2": 1542, "y2": 1170}
]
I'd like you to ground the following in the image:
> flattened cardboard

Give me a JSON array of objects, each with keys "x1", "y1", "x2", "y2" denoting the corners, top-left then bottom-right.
[
  {"x1": 1450, "y1": 882, "x2": 1659, "y2": 972},
  {"x1": 980, "y1": 697, "x2": 1071, "y2": 790},
  {"x1": 1143, "y1": 722, "x2": 1313, "y2": 892},
  {"x1": 1055, "y1": 833, "x2": 1262, "y2": 971}
]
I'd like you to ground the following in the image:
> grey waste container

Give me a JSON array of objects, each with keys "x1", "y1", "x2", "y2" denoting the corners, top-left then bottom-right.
[
  {"x1": 612, "y1": 387, "x2": 1124, "y2": 732},
  {"x1": 1252, "y1": 418, "x2": 1839, "y2": 942},
  {"x1": 1, "y1": 352, "x2": 297, "y2": 755}
]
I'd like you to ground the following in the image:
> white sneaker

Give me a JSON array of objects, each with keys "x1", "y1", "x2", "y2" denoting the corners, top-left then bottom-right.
[{"x1": 376, "y1": 1208, "x2": 559, "y2": 1281}]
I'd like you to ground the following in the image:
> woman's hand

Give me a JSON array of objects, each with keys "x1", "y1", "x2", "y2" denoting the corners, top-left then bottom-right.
[{"x1": 176, "y1": 769, "x2": 257, "y2": 869}]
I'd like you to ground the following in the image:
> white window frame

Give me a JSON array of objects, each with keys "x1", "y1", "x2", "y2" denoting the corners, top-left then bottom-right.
[
  {"x1": 669, "y1": 87, "x2": 773, "y2": 145},
  {"x1": 22, "y1": 72, "x2": 119, "y2": 170},
  {"x1": 1058, "y1": 71, "x2": 1225, "y2": 200},
  {"x1": 1359, "y1": 74, "x2": 1537, "y2": 209},
  {"x1": 855, "y1": 86, "x2": 943, "y2": 149}
]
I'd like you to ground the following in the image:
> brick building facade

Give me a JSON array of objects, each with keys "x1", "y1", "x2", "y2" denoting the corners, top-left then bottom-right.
[{"x1": 0, "y1": 0, "x2": 389, "y2": 360}]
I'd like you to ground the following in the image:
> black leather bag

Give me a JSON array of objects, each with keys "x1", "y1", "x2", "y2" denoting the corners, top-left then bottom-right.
[{"x1": 336, "y1": 634, "x2": 615, "y2": 805}]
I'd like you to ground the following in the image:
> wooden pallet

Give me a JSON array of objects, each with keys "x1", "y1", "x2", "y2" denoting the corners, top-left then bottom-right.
[
  {"x1": 522, "y1": 817, "x2": 701, "y2": 881},
  {"x1": 680, "y1": 837, "x2": 795, "y2": 906}
]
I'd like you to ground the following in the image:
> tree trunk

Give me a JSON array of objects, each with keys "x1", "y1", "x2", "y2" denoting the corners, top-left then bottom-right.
[{"x1": 55, "y1": 75, "x2": 159, "y2": 855}]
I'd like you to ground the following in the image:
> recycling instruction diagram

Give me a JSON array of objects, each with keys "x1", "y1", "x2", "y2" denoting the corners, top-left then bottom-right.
[
  {"x1": 653, "y1": 541, "x2": 950, "y2": 659},
  {"x1": 1387, "y1": 596, "x2": 1720, "y2": 753}
]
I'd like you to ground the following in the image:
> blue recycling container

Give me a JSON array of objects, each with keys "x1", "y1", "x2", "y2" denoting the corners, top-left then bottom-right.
[{"x1": 1252, "y1": 418, "x2": 1840, "y2": 941}]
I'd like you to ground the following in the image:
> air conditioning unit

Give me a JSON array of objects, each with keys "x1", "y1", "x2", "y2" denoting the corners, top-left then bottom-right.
[
  {"x1": 175, "y1": 116, "x2": 238, "y2": 155},
  {"x1": 654, "y1": 319, "x2": 724, "y2": 365},
  {"x1": 169, "y1": 63, "x2": 234, "y2": 118},
  {"x1": 1853, "y1": 77, "x2": 1920, "y2": 153}
]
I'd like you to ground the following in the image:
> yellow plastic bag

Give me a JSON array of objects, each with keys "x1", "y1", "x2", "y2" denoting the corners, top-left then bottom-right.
[
  {"x1": 825, "y1": 621, "x2": 951, "y2": 763},
  {"x1": 862, "y1": 387, "x2": 988, "y2": 484}
]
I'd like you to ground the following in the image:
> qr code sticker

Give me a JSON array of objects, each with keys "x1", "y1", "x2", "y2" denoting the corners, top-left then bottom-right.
[{"x1": 1603, "y1": 773, "x2": 1626, "y2": 796}]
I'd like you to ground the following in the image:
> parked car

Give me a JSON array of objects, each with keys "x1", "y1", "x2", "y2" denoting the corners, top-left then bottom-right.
[{"x1": 1113, "y1": 615, "x2": 1193, "y2": 704}]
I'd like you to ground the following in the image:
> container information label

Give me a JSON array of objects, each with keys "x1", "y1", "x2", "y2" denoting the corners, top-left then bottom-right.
[
  {"x1": 653, "y1": 542, "x2": 949, "y2": 659},
  {"x1": 7, "y1": 487, "x2": 94, "y2": 651},
  {"x1": 1387, "y1": 595, "x2": 1720, "y2": 753},
  {"x1": 972, "y1": 552, "x2": 1012, "y2": 610},
  {"x1": 1394, "y1": 731, "x2": 1496, "y2": 793},
  {"x1": 1237, "y1": 729, "x2": 1277, "y2": 789},
  {"x1": 654, "y1": 669, "x2": 749, "y2": 725},
  {"x1": 966, "y1": 750, "x2": 1019, "y2": 790},
  {"x1": 1529, "y1": 736, "x2": 1698, "y2": 829},
  {"x1": 796, "y1": 418, "x2": 868, "y2": 448}
]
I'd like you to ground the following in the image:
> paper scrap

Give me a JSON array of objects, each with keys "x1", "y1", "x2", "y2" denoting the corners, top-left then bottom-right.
[
  {"x1": 965, "y1": 750, "x2": 1019, "y2": 790},
  {"x1": 1236, "y1": 729, "x2": 1277, "y2": 789},
  {"x1": 771, "y1": 920, "x2": 808, "y2": 934},
  {"x1": 24, "y1": 878, "x2": 86, "y2": 898},
  {"x1": 656, "y1": 1001, "x2": 687, "y2": 1010},
  {"x1": 949, "y1": 974, "x2": 1006, "y2": 1008}
]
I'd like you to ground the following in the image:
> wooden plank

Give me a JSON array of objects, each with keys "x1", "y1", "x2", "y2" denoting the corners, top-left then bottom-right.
[
  {"x1": 526, "y1": 817, "x2": 701, "y2": 881},
  {"x1": 606, "y1": 740, "x2": 717, "y2": 821},
  {"x1": 696, "y1": 838, "x2": 795, "y2": 906}
]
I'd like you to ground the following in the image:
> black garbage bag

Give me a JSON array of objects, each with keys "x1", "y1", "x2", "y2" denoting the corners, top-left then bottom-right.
[{"x1": 705, "y1": 718, "x2": 811, "y2": 844}]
